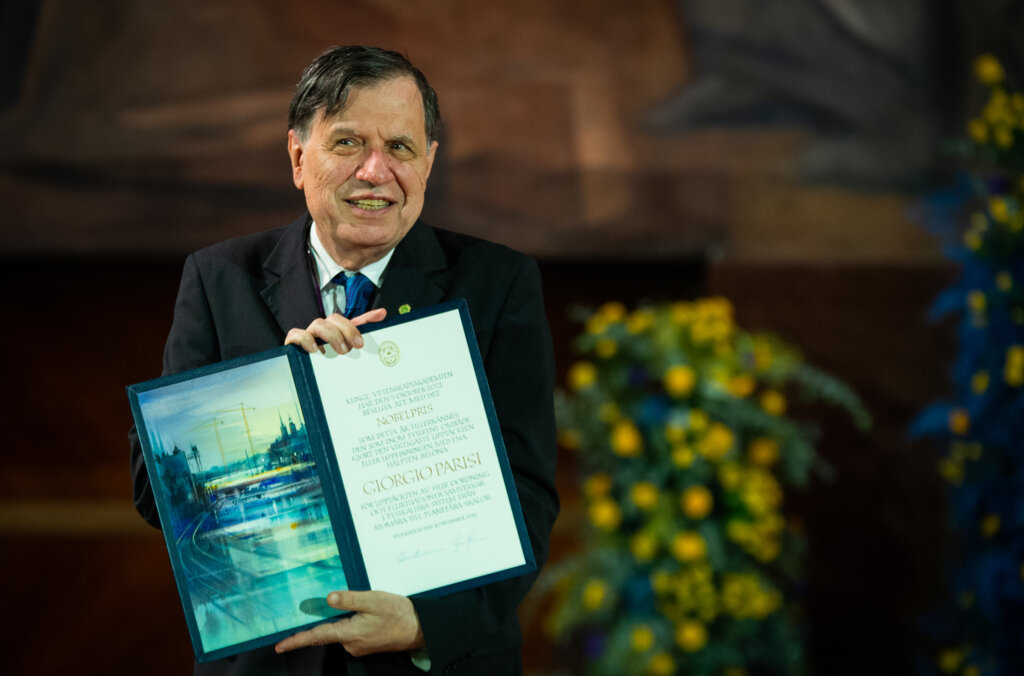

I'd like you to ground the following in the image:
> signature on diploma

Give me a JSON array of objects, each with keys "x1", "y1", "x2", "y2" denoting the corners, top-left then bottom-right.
[
  {"x1": 451, "y1": 527, "x2": 489, "y2": 554},
  {"x1": 395, "y1": 547, "x2": 445, "y2": 564}
]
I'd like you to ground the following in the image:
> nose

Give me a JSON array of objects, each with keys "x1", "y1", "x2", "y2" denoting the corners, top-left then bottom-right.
[{"x1": 355, "y1": 148, "x2": 392, "y2": 185}]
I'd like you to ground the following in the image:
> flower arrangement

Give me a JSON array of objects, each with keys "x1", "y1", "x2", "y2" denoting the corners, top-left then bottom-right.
[
  {"x1": 541, "y1": 298, "x2": 869, "y2": 676},
  {"x1": 911, "y1": 53, "x2": 1024, "y2": 676}
]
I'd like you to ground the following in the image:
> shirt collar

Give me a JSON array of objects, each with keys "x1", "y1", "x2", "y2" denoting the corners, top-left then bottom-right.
[{"x1": 309, "y1": 222, "x2": 394, "y2": 289}]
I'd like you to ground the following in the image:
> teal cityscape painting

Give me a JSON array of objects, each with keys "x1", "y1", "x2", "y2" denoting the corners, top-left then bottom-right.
[{"x1": 134, "y1": 354, "x2": 347, "y2": 656}]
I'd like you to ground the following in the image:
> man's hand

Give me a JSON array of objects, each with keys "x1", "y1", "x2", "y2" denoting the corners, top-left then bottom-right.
[
  {"x1": 285, "y1": 309, "x2": 387, "y2": 355},
  {"x1": 275, "y1": 590, "x2": 425, "y2": 657}
]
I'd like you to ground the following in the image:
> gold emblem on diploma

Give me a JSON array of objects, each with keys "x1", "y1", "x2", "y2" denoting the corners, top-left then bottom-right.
[{"x1": 378, "y1": 340, "x2": 400, "y2": 366}]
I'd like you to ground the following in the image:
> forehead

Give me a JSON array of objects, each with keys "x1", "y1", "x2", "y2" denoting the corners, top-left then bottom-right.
[{"x1": 315, "y1": 76, "x2": 427, "y2": 139}]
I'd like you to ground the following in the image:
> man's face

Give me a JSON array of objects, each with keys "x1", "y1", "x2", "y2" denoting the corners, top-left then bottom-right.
[{"x1": 288, "y1": 76, "x2": 438, "y2": 268}]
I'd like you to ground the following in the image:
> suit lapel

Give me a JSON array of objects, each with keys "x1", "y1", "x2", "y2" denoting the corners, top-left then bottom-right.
[
  {"x1": 259, "y1": 214, "x2": 322, "y2": 335},
  {"x1": 258, "y1": 217, "x2": 446, "y2": 332},
  {"x1": 374, "y1": 221, "x2": 447, "y2": 315}
]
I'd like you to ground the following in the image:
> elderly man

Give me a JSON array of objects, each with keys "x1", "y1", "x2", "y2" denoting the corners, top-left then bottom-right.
[{"x1": 130, "y1": 45, "x2": 559, "y2": 676}]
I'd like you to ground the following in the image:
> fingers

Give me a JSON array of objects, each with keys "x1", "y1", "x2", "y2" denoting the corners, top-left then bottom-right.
[
  {"x1": 329, "y1": 591, "x2": 425, "y2": 654},
  {"x1": 284, "y1": 327, "x2": 323, "y2": 354},
  {"x1": 351, "y1": 308, "x2": 387, "y2": 327},
  {"x1": 325, "y1": 590, "x2": 381, "y2": 613},
  {"x1": 275, "y1": 590, "x2": 425, "y2": 657},
  {"x1": 284, "y1": 314, "x2": 368, "y2": 355},
  {"x1": 284, "y1": 310, "x2": 389, "y2": 354},
  {"x1": 275, "y1": 617, "x2": 350, "y2": 654}
]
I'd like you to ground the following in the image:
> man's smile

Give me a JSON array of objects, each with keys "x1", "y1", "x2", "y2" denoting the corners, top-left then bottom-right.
[{"x1": 346, "y1": 198, "x2": 394, "y2": 211}]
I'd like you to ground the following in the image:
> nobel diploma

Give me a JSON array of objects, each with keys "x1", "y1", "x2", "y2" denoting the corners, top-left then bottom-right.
[
  {"x1": 309, "y1": 304, "x2": 530, "y2": 597},
  {"x1": 128, "y1": 301, "x2": 533, "y2": 663}
]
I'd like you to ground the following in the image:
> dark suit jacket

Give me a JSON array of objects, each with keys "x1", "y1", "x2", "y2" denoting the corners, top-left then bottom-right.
[{"x1": 130, "y1": 214, "x2": 559, "y2": 675}]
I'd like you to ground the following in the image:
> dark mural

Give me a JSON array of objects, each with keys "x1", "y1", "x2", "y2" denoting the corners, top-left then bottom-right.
[{"x1": 0, "y1": 0, "x2": 994, "y2": 261}]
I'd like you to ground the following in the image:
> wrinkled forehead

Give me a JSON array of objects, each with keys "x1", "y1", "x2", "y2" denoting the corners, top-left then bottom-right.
[{"x1": 315, "y1": 77, "x2": 429, "y2": 141}]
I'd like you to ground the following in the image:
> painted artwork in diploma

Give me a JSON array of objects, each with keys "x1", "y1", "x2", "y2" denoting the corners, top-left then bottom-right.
[{"x1": 135, "y1": 355, "x2": 346, "y2": 654}]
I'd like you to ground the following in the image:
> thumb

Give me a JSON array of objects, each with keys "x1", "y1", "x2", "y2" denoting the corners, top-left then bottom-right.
[{"x1": 327, "y1": 590, "x2": 371, "y2": 612}]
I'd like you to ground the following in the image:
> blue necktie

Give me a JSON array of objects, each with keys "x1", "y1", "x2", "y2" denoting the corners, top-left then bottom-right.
[{"x1": 334, "y1": 272, "x2": 375, "y2": 318}]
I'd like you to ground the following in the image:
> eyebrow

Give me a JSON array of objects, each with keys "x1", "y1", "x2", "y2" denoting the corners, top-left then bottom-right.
[
  {"x1": 325, "y1": 126, "x2": 420, "y2": 151},
  {"x1": 389, "y1": 134, "x2": 418, "y2": 149},
  {"x1": 326, "y1": 125, "x2": 360, "y2": 138}
]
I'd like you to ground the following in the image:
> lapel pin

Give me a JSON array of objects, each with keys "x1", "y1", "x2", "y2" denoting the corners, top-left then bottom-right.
[{"x1": 399, "y1": 304, "x2": 412, "y2": 315}]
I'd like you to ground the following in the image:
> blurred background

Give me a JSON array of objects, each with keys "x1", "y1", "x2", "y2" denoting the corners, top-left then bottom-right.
[{"x1": 1, "y1": 1, "x2": 1020, "y2": 674}]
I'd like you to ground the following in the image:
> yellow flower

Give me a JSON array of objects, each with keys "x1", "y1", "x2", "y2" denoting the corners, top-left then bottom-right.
[
  {"x1": 748, "y1": 437, "x2": 780, "y2": 466},
  {"x1": 946, "y1": 407, "x2": 970, "y2": 432},
  {"x1": 937, "y1": 647, "x2": 964, "y2": 673},
  {"x1": 630, "y1": 532, "x2": 659, "y2": 561},
  {"x1": 990, "y1": 197, "x2": 1010, "y2": 223},
  {"x1": 670, "y1": 302, "x2": 693, "y2": 325},
  {"x1": 995, "y1": 125, "x2": 1015, "y2": 148},
  {"x1": 996, "y1": 271, "x2": 1013, "y2": 291},
  {"x1": 665, "y1": 423, "x2": 686, "y2": 443},
  {"x1": 688, "y1": 409, "x2": 709, "y2": 432},
  {"x1": 740, "y1": 468, "x2": 783, "y2": 516},
  {"x1": 585, "y1": 314, "x2": 609, "y2": 335},
  {"x1": 598, "y1": 301, "x2": 627, "y2": 322},
  {"x1": 664, "y1": 365, "x2": 697, "y2": 397},
  {"x1": 970, "y1": 370, "x2": 989, "y2": 395},
  {"x1": 631, "y1": 482, "x2": 660, "y2": 510},
  {"x1": 650, "y1": 570, "x2": 673, "y2": 594},
  {"x1": 627, "y1": 309, "x2": 655, "y2": 334},
  {"x1": 963, "y1": 665, "x2": 981, "y2": 676},
  {"x1": 964, "y1": 229, "x2": 983, "y2": 250},
  {"x1": 671, "y1": 444, "x2": 695, "y2": 468},
  {"x1": 1005, "y1": 345, "x2": 1024, "y2": 387},
  {"x1": 646, "y1": 652, "x2": 675, "y2": 676},
  {"x1": 760, "y1": 390, "x2": 787, "y2": 416},
  {"x1": 568, "y1": 361, "x2": 597, "y2": 391},
  {"x1": 583, "y1": 472, "x2": 612, "y2": 497},
  {"x1": 727, "y1": 374, "x2": 756, "y2": 397},
  {"x1": 581, "y1": 578, "x2": 608, "y2": 610},
  {"x1": 588, "y1": 498, "x2": 622, "y2": 531},
  {"x1": 968, "y1": 118, "x2": 989, "y2": 143},
  {"x1": 975, "y1": 54, "x2": 1005, "y2": 86},
  {"x1": 631, "y1": 624, "x2": 655, "y2": 652},
  {"x1": 752, "y1": 338, "x2": 773, "y2": 371},
  {"x1": 699, "y1": 296, "x2": 734, "y2": 319},
  {"x1": 674, "y1": 619, "x2": 708, "y2": 652},
  {"x1": 671, "y1": 531, "x2": 707, "y2": 562},
  {"x1": 718, "y1": 462, "x2": 744, "y2": 490},
  {"x1": 721, "y1": 572, "x2": 782, "y2": 616},
  {"x1": 698, "y1": 422, "x2": 734, "y2": 461},
  {"x1": 753, "y1": 585, "x2": 779, "y2": 615},
  {"x1": 981, "y1": 513, "x2": 1001, "y2": 538},
  {"x1": 967, "y1": 290, "x2": 987, "y2": 312},
  {"x1": 595, "y1": 337, "x2": 618, "y2": 358},
  {"x1": 586, "y1": 302, "x2": 626, "y2": 334},
  {"x1": 611, "y1": 420, "x2": 643, "y2": 457},
  {"x1": 938, "y1": 457, "x2": 964, "y2": 485},
  {"x1": 680, "y1": 485, "x2": 714, "y2": 519}
]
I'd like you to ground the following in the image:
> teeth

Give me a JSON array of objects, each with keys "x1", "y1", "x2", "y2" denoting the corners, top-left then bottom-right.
[{"x1": 350, "y1": 199, "x2": 390, "y2": 210}]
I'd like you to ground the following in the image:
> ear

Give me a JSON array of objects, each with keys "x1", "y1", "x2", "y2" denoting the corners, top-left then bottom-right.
[
  {"x1": 287, "y1": 129, "x2": 305, "y2": 189},
  {"x1": 423, "y1": 140, "x2": 439, "y2": 181}
]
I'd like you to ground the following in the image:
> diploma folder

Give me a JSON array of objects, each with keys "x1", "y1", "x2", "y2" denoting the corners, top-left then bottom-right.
[{"x1": 127, "y1": 300, "x2": 536, "y2": 662}]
